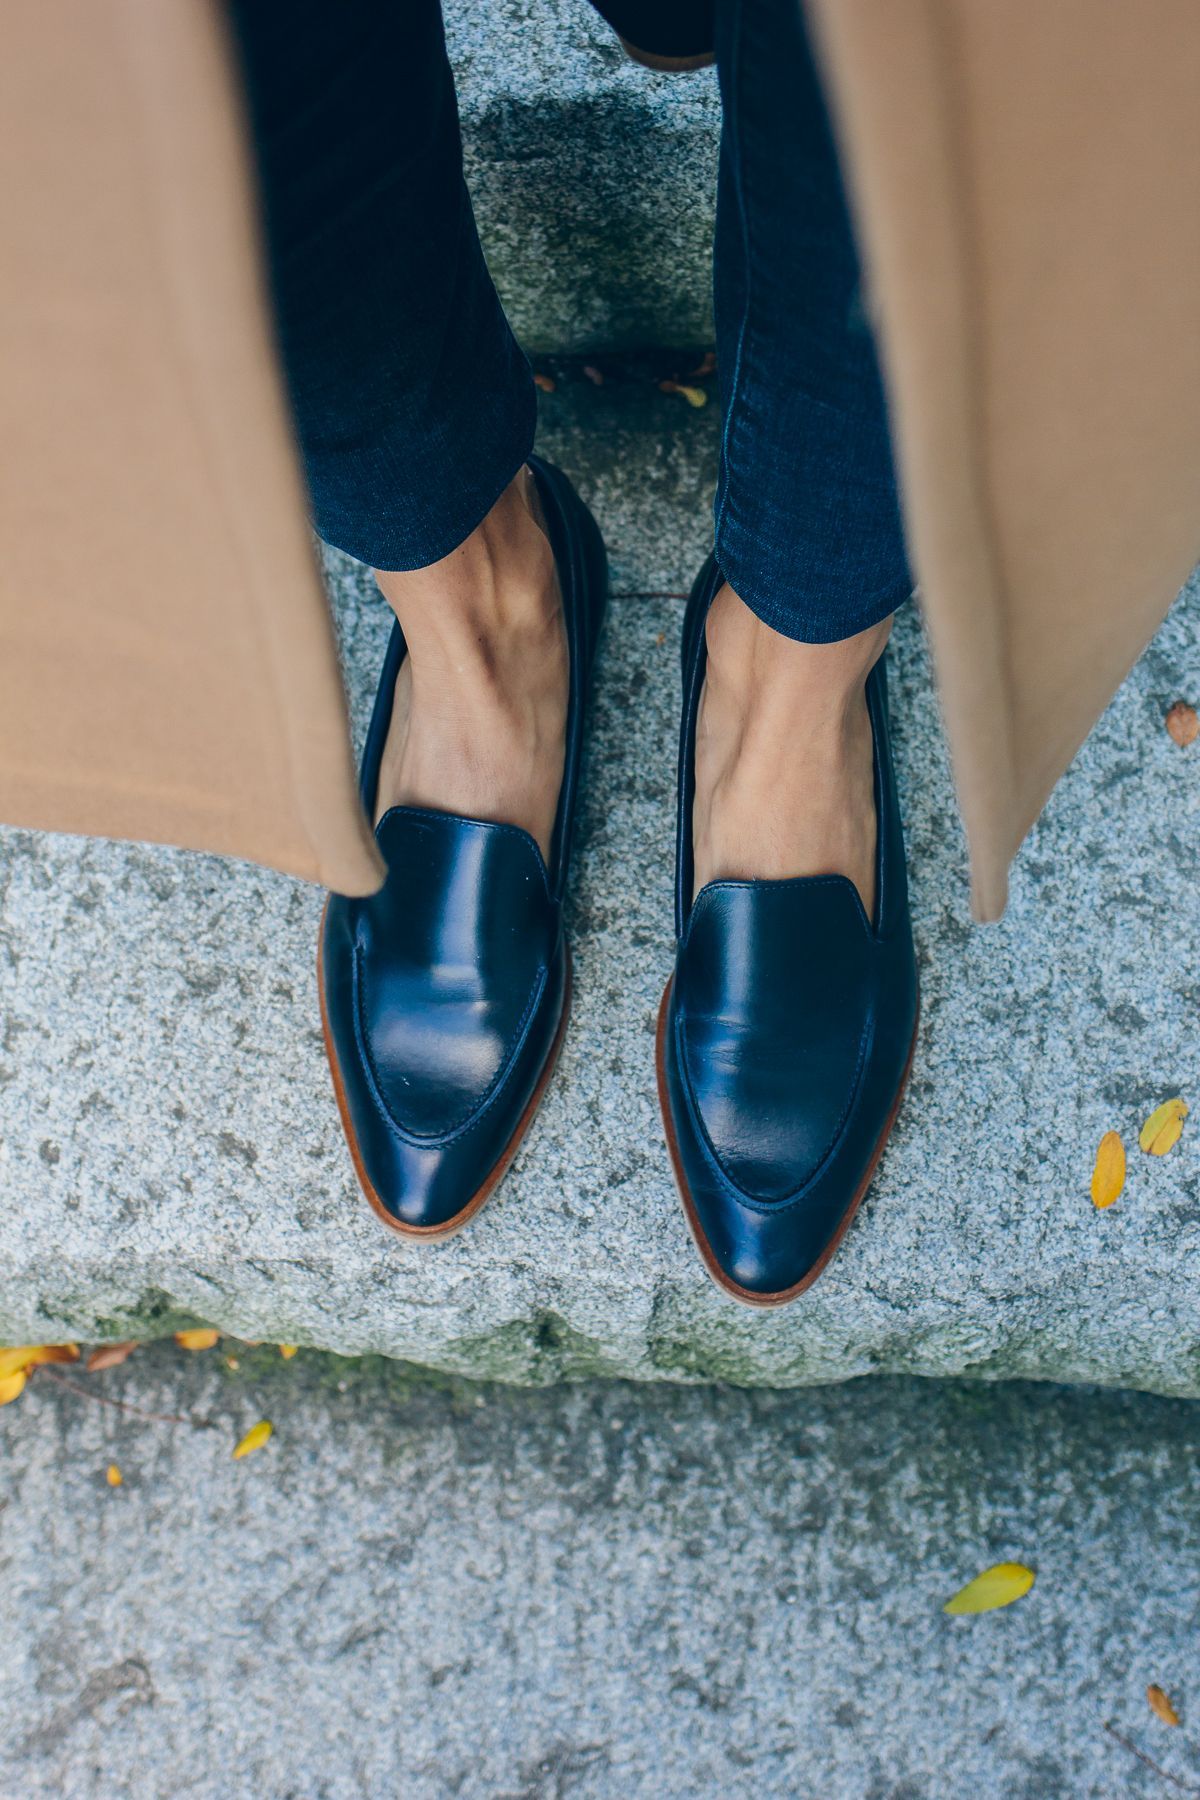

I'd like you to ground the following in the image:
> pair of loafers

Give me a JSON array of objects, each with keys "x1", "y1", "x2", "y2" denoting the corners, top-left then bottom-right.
[{"x1": 319, "y1": 458, "x2": 918, "y2": 1302}]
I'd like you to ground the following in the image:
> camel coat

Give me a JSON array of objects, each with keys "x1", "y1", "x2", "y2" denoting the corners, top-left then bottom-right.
[{"x1": 2, "y1": 0, "x2": 1198, "y2": 920}]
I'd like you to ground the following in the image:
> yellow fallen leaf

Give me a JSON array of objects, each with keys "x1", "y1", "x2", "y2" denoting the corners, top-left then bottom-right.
[
  {"x1": 279, "y1": 1345, "x2": 298, "y2": 1360},
  {"x1": 106, "y1": 1463, "x2": 123, "y2": 1488},
  {"x1": 0, "y1": 1370, "x2": 27, "y2": 1406},
  {"x1": 1147, "y1": 1684, "x2": 1180, "y2": 1726},
  {"x1": 0, "y1": 1343, "x2": 79, "y2": 1381},
  {"x1": 175, "y1": 1328, "x2": 219, "y2": 1351},
  {"x1": 1090, "y1": 1131, "x2": 1126, "y2": 1208},
  {"x1": 943, "y1": 1562, "x2": 1035, "y2": 1615},
  {"x1": 659, "y1": 379, "x2": 707, "y2": 408},
  {"x1": 1139, "y1": 1097, "x2": 1188, "y2": 1156},
  {"x1": 233, "y1": 1420, "x2": 273, "y2": 1460}
]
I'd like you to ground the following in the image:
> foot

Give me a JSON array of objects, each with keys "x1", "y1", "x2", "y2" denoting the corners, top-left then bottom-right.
[
  {"x1": 692, "y1": 583, "x2": 890, "y2": 919},
  {"x1": 372, "y1": 466, "x2": 568, "y2": 865},
  {"x1": 320, "y1": 456, "x2": 609, "y2": 1239}
]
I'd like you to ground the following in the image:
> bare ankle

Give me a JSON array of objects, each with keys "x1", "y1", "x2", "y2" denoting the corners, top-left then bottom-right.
[
  {"x1": 374, "y1": 467, "x2": 558, "y2": 661},
  {"x1": 693, "y1": 585, "x2": 891, "y2": 909},
  {"x1": 704, "y1": 584, "x2": 890, "y2": 718},
  {"x1": 369, "y1": 467, "x2": 568, "y2": 856}
]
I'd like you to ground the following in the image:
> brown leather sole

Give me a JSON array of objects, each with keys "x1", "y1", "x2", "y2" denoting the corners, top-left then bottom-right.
[
  {"x1": 317, "y1": 899, "x2": 571, "y2": 1243},
  {"x1": 655, "y1": 976, "x2": 919, "y2": 1306},
  {"x1": 618, "y1": 36, "x2": 716, "y2": 71}
]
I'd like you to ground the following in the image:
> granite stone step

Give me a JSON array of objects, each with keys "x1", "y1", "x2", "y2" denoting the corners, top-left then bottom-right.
[{"x1": 1, "y1": 373, "x2": 1197, "y2": 1393}]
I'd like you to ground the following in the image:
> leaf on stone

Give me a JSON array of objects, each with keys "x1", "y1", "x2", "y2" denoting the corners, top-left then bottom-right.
[
  {"x1": 86, "y1": 1342, "x2": 138, "y2": 1372},
  {"x1": 1165, "y1": 701, "x2": 1199, "y2": 747},
  {"x1": 0, "y1": 1371, "x2": 27, "y2": 1407},
  {"x1": 532, "y1": 372, "x2": 555, "y2": 393},
  {"x1": 1147, "y1": 1684, "x2": 1180, "y2": 1726},
  {"x1": 279, "y1": 1345, "x2": 298, "y2": 1360},
  {"x1": 1138, "y1": 1098, "x2": 1188, "y2": 1157},
  {"x1": 0, "y1": 1343, "x2": 79, "y2": 1382},
  {"x1": 106, "y1": 1463, "x2": 123, "y2": 1488},
  {"x1": 582, "y1": 364, "x2": 605, "y2": 386},
  {"x1": 175, "y1": 1329, "x2": 220, "y2": 1351},
  {"x1": 943, "y1": 1562, "x2": 1035, "y2": 1615},
  {"x1": 659, "y1": 379, "x2": 707, "y2": 408},
  {"x1": 1090, "y1": 1132, "x2": 1126, "y2": 1209},
  {"x1": 233, "y1": 1420, "x2": 273, "y2": 1461},
  {"x1": 687, "y1": 350, "x2": 717, "y2": 378}
]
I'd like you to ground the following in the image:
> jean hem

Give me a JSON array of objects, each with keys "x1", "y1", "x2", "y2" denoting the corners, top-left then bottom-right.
[
  {"x1": 312, "y1": 400, "x2": 537, "y2": 572},
  {"x1": 713, "y1": 545, "x2": 912, "y2": 645}
]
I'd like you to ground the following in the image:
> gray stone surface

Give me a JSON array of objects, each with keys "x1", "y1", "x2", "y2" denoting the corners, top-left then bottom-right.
[
  {"x1": 3, "y1": 1348, "x2": 1200, "y2": 1799},
  {"x1": 446, "y1": 0, "x2": 719, "y2": 351},
  {"x1": 0, "y1": 376, "x2": 1198, "y2": 1392}
]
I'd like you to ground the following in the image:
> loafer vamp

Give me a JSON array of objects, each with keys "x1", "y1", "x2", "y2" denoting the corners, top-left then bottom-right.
[
  {"x1": 360, "y1": 810, "x2": 557, "y2": 1136},
  {"x1": 666, "y1": 876, "x2": 916, "y2": 1295},
  {"x1": 323, "y1": 810, "x2": 564, "y2": 1229},
  {"x1": 676, "y1": 880, "x2": 876, "y2": 1198}
]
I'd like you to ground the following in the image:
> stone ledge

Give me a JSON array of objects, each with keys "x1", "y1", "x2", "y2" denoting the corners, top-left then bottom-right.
[{"x1": 1, "y1": 376, "x2": 1198, "y2": 1394}]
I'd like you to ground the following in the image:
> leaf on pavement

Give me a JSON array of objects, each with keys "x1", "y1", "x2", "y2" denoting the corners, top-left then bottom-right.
[
  {"x1": 233, "y1": 1420, "x2": 273, "y2": 1461},
  {"x1": 1138, "y1": 1098, "x2": 1188, "y2": 1157},
  {"x1": 175, "y1": 1329, "x2": 220, "y2": 1351},
  {"x1": 0, "y1": 1371, "x2": 27, "y2": 1407},
  {"x1": 1165, "y1": 701, "x2": 1199, "y2": 747},
  {"x1": 943, "y1": 1562, "x2": 1035, "y2": 1615},
  {"x1": 86, "y1": 1342, "x2": 139, "y2": 1373},
  {"x1": 1147, "y1": 1684, "x2": 1180, "y2": 1726},
  {"x1": 659, "y1": 379, "x2": 707, "y2": 408},
  {"x1": 1090, "y1": 1132, "x2": 1126, "y2": 1208},
  {"x1": 0, "y1": 1344, "x2": 79, "y2": 1381}
]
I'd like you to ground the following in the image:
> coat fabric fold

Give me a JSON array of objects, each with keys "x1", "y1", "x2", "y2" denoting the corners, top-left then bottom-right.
[{"x1": 2, "y1": 0, "x2": 1197, "y2": 918}]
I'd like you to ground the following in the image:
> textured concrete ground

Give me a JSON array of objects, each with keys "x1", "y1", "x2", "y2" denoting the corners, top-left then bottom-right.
[
  {"x1": 446, "y1": 0, "x2": 719, "y2": 351},
  {"x1": 0, "y1": 368, "x2": 1198, "y2": 1390},
  {"x1": 2, "y1": 1347, "x2": 1199, "y2": 1799}
]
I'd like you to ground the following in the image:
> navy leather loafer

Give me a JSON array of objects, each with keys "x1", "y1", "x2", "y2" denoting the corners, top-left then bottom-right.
[
  {"x1": 657, "y1": 559, "x2": 918, "y2": 1304},
  {"x1": 319, "y1": 456, "x2": 607, "y2": 1238}
]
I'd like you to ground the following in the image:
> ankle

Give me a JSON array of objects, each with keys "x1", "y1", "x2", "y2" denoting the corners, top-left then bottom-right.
[
  {"x1": 692, "y1": 586, "x2": 889, "y2": 905},
  {"x1": 374, "y1": 467, "x2": 560, "y2": 669},
  {"x1": 704, "y1": 584, "x2": 890, "y2": 729},
  {"x1": 370, "y1": 468, "x2": 569, "y2": 854}
]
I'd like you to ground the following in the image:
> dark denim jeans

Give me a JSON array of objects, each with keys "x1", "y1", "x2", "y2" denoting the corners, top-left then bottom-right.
[{"x1": 231, "y1": 0, "x2": 912, "y2": 644}]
